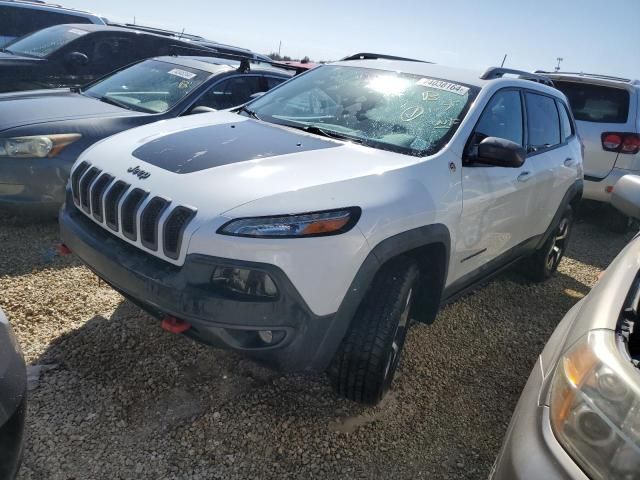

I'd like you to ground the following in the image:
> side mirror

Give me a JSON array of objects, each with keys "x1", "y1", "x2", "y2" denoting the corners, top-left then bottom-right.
[
  {"x1": 475, "y1": 137, "x2": 526, "y2": 168},
  {"x1": 190, "y1": 106, "x2": 217, "y2": 114},
  {"x1": 65, "y1": 51, "x2": 89, "y2": 66},
  {"x1": 249, "y1": 92, "x2": 266, "y2": 99},
  {"x1": 611, "y1": 175, "x2": 640, "y2": 220}
]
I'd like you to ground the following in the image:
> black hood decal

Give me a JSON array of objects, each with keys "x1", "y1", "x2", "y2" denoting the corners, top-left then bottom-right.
[{"x1": 131, "y1": 120, "x2": 339, "y2": 174}]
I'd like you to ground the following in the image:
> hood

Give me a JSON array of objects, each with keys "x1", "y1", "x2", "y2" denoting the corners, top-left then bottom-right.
[
  {"x1": 0, "y1": 91, "x2": 145, "y2": 132},
  {"x1": 0, "y1": 50, "x2": 41, "y2": 64},
  {"x1": 78, "y1": 111, "x2": 421, "y2": 218}
]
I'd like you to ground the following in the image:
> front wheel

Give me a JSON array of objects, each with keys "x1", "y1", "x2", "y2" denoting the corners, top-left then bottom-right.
[
  {"x1": 329, "y1": 258, "x2": 419, "y2": 405},
  {"x1": 523, "y1": 205, "x2": 573, "y2": 282}
]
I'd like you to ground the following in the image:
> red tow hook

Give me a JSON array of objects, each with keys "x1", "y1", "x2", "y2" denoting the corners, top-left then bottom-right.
[
  {"x1": 57, "y1": 243, "x2": 72, "y2": 256},
  {"x1": 161, "y1": 316, "x2": 191, "y2": 334}
]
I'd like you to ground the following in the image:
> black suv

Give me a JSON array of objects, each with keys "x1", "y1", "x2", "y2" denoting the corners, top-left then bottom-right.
[
  {"x1": 0, "y1": 0, "x2": 106, "y2": 47},
  {"x1": 0, "y1": 23, "x2": 265, "y2": 93}
]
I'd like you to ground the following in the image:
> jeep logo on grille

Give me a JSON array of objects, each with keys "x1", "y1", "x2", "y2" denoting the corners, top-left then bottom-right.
[{"x1": 127, "y1": 166, "x2": 151, "y2": 180}]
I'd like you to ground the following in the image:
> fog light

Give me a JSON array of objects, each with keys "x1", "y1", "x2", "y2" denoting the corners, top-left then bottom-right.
[
  {"x1": 257, "y1": 329, "x2": 285, "y2": 345},
  {"x1": 259, "y1": 330, "x2": 273, "y2": 344},
  {"x1": 210, "y1": 266, "x2": 278, "y2": 299}
]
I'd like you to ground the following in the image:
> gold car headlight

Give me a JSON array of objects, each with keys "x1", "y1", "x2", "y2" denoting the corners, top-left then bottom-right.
[
  {"x1": 0, "y1": 134, "x2": 82, "y2": 158},
  {"x1": 550, "y1": 330, "x2": 640, "y2": 480}
]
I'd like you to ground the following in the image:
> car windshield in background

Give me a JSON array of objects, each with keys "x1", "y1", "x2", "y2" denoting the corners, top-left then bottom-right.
[
  {"x1": 554, "y1": 80, "x2": 630, "y2": 123},
  {"x1": 247, "y1": 65, "x2": 478, "y2": 156},
  {"x1": 84, "y1": 60, "x2": 209, "y2": 113},
  {"x1": 4, "y1": 25, "x2": 89, "y2": 58}
]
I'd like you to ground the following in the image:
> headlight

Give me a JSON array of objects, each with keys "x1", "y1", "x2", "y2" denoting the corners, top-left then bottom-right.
[
  {"x1": 0, "y1": 134, "x2": 82, "y2": 158},
  {"x1": 550, "y1": 330, "x2": 640, "y2": 480},
  {"x1": 218, "y1": 207, "x2": 361, "y2": 238}
]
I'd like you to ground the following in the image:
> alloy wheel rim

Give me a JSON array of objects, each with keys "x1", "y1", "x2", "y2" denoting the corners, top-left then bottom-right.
[
  {"x1": 546, "y1": 217, "x2": 570, "y2": 271},
  {"x1": 383, "y1": 288, "x2": 413, "y2": 382}
]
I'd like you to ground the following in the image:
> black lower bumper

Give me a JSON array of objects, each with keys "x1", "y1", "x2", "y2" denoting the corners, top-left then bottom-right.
[
  {"x1": 59, "y1": 202, "x2": 348, "y2": 372},
  {"x1": 0, "y1": 397, "x2": 26, "y2": 480}
]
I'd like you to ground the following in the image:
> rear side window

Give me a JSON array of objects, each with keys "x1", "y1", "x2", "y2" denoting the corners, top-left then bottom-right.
[
  {"x1": 525, "y1": 92, "x2": 561, "y2": 149},
  {"x1": 0, "y1": 6, "x2": 92, "y2": 38},
  {"x1": 557, "y1": 101, "x2": 574, "y2": 141},
  {"x1": 554, "y1": 81, "x2": 630, "y2": 123}
]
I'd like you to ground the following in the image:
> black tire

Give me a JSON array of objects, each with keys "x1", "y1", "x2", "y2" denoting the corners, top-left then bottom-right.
[
  {"x1": 524, "y1": 205, "x2": 573, "y2": 282},
  {"x1": 329, "y1": 257, "x2": 419, "y2": 405},
  {"x1": 605, "y1": 206, "x2": 630, "y2": 234}
]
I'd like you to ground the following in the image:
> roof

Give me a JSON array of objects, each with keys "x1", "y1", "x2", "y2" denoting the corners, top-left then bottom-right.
[
  {"x1": 333, "y1": 59, "x2": 488, "y2": 87},
  {"x1": 153, "y1": 56, "x2": 294, "y2": 77},
  {"x1": 539, "y1": 71, "x2": 640, "y2": 87},
  {"x1": 0, "y1": 0, "x2": 106, "y2": 21}
]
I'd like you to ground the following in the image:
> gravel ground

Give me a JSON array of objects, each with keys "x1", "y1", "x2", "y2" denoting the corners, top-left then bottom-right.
[{"x1": 0, "y1": 211, "x2": 634, "y2": 480}]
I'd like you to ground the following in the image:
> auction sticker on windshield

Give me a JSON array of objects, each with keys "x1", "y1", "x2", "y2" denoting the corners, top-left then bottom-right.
[
  {"x1": 416, "y1": 78, "x2": 469, "y2": 96},
  {"x1": 168, "y1": 69, "x2": 197, "y2": 80},
  {"x1": 68, "y1": 28, "x2": 89, "y2": 36}
]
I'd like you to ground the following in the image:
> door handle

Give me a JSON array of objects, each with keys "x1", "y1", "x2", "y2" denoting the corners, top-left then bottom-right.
[
  {"x1": 564, "y1": 158, "x2": 575, "y2": 167},
  {"x1": 517, "y1": 171, "x2": 531, "y2": 182}
]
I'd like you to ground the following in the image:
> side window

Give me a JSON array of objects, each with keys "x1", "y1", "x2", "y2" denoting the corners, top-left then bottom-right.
[
  {"x1": 265, "y1": 76, "x2": 286, "y2": 89},
  {"x1": 193, "y1": 76, "x2": 263, "y2": 110},
  {"x1": 472, "y1": 90, "x2": 523, "y2": 146},
  {"x1": 557, "y1": 100, "x2": 574, "y2": 141},
  {"x1": 1, "y1": 7, "x2": 92, "y2": 37},
  {"x1": 525, "y1": 92, "x2": 561, "y2": 150}
]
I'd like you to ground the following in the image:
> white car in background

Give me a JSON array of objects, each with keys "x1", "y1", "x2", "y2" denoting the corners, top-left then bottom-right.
[
  {"x1": 60, "y1": 56, "x2": 583, "y2": 404},
  {"x1": 542, "y1": 72, "x2": 640, "y2": 232}
]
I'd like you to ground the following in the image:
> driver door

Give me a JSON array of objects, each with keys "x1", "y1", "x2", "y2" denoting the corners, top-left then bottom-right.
[{"x1": 453, "y1": 88, "x2": 536, "y2": 281}]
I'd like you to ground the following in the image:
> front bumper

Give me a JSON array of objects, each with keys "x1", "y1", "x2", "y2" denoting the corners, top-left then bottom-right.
[
  {"x1": 0, "y1": 154, "x2": 73, "y2": 214},
  {"x1": 583, "y1": 167, "x2": 638, "y2": 204},
  {"x1": 59, "y1": 202, "x2": 349, "y2": 372}
]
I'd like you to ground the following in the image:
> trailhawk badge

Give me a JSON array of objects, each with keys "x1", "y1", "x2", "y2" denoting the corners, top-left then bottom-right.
[{"x1": 127, "y1": 165, "x2": 151, "y2": 179}]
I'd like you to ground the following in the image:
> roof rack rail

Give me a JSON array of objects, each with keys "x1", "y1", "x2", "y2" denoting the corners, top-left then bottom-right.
[
  {"x1": 481, "y1": 67, "x2": 554, "y2": 87},
  {"x1": 341, "y1": 53, "x2": 432, "y2": 64},
  {"x1": 109, "y1": 22, "x2": 206, "y2": 41},
  {"x1": 169, "y1": 45, "x2": 308, "y2": 75},
  {"x1": 534, "y1": 70, "x2": 637, "y2": 84}
]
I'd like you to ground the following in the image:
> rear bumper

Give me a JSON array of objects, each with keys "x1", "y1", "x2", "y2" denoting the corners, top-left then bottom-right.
[
  {"x1": 584, "y1": 167, "x2": 638, "y2": 203},
  {"x1": 59, "y1": 201, "x2": 348, "y2": 372}
]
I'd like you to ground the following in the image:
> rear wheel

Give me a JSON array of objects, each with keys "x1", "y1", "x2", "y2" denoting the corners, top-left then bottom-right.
[
  {"x1": 329, "y1": 258, "x2": 419, "y2": 405},
  {"x1": 524, "y1": 205, "x2": 573, "y2": 282}
]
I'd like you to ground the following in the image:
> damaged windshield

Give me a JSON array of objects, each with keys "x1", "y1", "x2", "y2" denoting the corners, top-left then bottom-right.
[{"x1": 246, "y1": 65, "x2": 478, "y2": 156}]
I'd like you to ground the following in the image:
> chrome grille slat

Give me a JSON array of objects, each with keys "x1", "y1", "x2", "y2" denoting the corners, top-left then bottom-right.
[
  {"x1": 163, "y1": 206, "x2": 196, "y2": 260},
  {"x1": 104, "y1": 181, "x2": 129, "y2": 231},
  {"x1": 121, "y1": 188, "x2": 148, "y2": 241},
  {"x1": 79, "y1": 167, "x2": 101, "y2": 213},
  {"x1": 73, "y1": 162, "x2": 196, "y2": 262},
  {"x1": 140, "y1": 197, "x2": 170, "y2": 251},
  {"x1": 90, "y1": 174, "x2": 114, "y2": 222},
  {"x1": 71, "y1": 161, "x2": 90, "y2": 205}
]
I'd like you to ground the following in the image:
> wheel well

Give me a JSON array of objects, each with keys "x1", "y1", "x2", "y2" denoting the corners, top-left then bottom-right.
[{"x1": 379, "y1": 243, "x2": 447, "y2": 324}]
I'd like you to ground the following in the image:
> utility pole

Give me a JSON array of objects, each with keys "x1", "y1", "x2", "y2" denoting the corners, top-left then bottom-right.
[
  {"x1": 555, "y1": 57, "x2": 564, "y2": 72},
  {"x1": 278, "y1": 41, "x2": 282, "y2": 57},
  {"x1": 500, "y1": 54, "x2": 507, "y2": 67}
]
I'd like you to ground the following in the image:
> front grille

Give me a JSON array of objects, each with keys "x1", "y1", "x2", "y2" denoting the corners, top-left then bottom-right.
[
  {"x1": 69, "y1": 162, "x2": 197, "y2": 262},
  {"x1": 163, "y1": 206, "x2": 196, "y2": 259}
]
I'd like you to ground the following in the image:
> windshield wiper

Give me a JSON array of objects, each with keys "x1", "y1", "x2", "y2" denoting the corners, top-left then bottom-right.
[
  {"x1": 98, "y1": 95, "x2": 134, "y2": 111},
  {"x1": 238, "y1": 105, "x2": 260, "y2": 120},
  {"x1": 284, "y1": 123, "x2": 365, "y2": 145}
]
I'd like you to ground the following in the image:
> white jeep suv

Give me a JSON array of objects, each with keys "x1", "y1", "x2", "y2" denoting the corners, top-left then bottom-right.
[
  {"x1": 60, "y1": 55, "x2": 583, "y2": 404},
  {"x1": 542, "y1": 71, "x2": 640, "y2": 232}
]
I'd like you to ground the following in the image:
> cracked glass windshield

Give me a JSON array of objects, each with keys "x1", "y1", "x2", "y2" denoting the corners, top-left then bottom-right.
[{"x1": 248, "y1": 65, "x2": 478, "y2": 156}]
